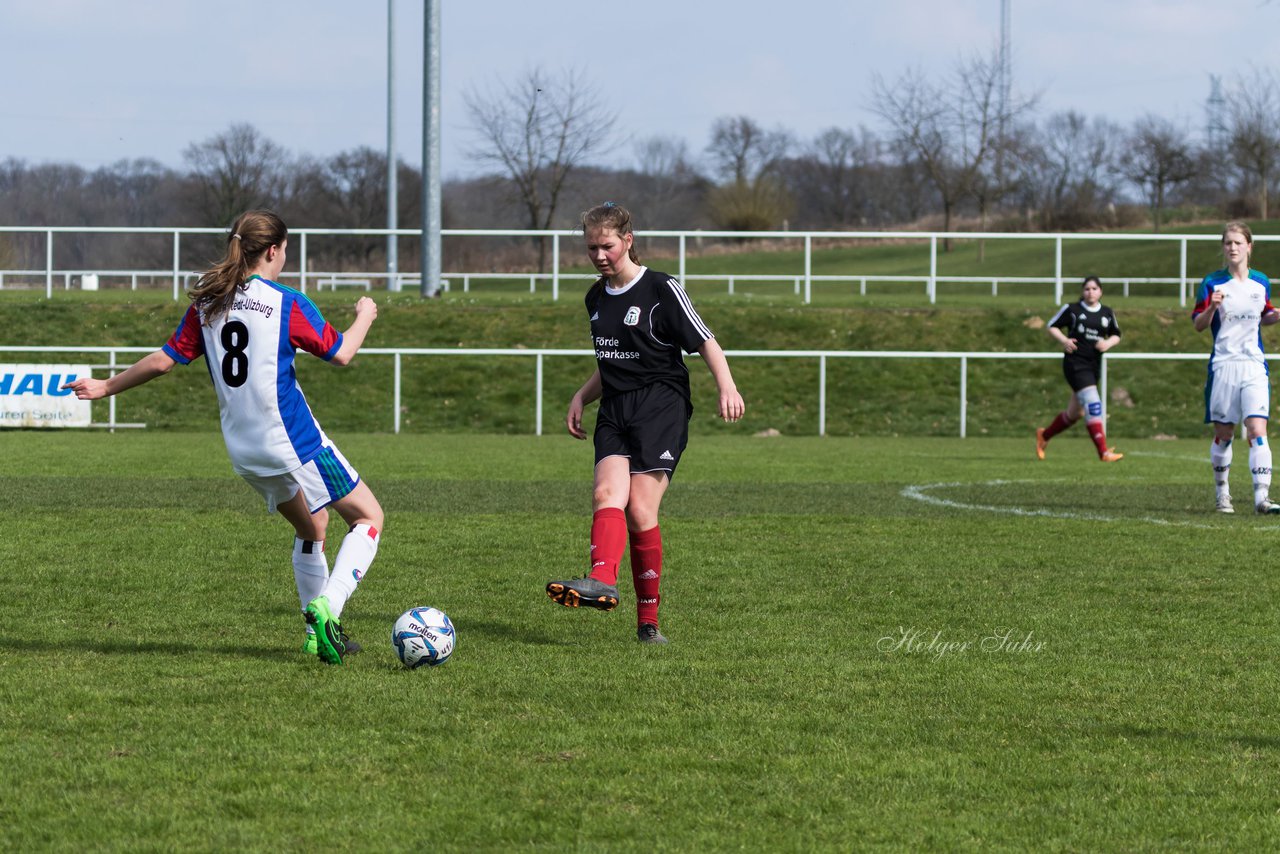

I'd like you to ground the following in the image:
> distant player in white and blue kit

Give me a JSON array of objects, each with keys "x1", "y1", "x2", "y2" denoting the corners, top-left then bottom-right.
[
  {"x1": 1192, "y1": 220, "x2": 1280, "y2": 515},
  {"x1": 62, "y1": 210, "x2": 383, "y2": 663}
]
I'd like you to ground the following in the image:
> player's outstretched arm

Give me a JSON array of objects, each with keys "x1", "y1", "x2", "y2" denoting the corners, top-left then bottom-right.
[
  {"x1": 332, "y1": 296, "x2": 378, "y2": 366},
  {"x1": 698, "y1": 338, "x2": 744, "y2": 422},
  {"x1": 566, "y1": 370, "x2": 602, "y2": 439},
  {"x1": 61, "y1": 350, "x2": 175, "y2": 400}
]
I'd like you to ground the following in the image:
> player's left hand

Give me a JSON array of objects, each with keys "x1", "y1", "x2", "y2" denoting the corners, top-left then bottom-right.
[{"x1": 719, "y1": 389, "x2": 745, "y2": 422}]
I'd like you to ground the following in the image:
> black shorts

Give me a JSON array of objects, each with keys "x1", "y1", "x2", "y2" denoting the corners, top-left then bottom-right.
[
  {"x1": 594, "y1": 383, "x2": 691, "y2": 478},
  {"x1": 1063, "y1": 357, "x2": 1100, "y2": 393}
]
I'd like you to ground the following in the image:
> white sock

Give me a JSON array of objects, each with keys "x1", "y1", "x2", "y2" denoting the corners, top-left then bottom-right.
[
  {"x1": 1211, "y1": 439, "x2": 1233, "y2": 498},
  {"x1": 1250, "y1": 437, "x2": 1272, "y2": 504},
  {"x1": 293, "y1": 538, "x2": 329, "y2": 629},
  {"x1": 322, "y1": 524, "x2": 380, "y2": 618}
]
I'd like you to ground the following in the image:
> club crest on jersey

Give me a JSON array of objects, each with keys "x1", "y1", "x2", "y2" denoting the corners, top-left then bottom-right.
[{"x1": 624, "y1": 306, "x2": 641, "y2": 326}]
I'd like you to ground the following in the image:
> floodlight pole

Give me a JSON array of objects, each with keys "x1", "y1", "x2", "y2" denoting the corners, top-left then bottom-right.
[
  {"x1": 386, "y1": 0, "x2": 398, "y2": 288},
  {"x1": 420, "y1": 0, "x2": 442, "y2": 297}
]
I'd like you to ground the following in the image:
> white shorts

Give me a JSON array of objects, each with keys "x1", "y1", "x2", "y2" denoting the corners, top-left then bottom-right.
[
  {"x1": 240, "y1": 442, "x2": 361, "y2": 514},
  {"x1": 1205, "y1": 360, "x2": 1270, "y2": 425}
]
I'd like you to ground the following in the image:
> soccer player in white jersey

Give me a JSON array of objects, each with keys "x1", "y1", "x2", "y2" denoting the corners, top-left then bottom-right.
[
  {"x1": 1192, "y1": 221, "x2": 1280, "y2": 515},
  {"x1": 62, "y1": 210, "x2": 384, "y2": 663},
  {"x1": 1036, "y1": 276, "x2": 1124, "y2": 463},
  {"x1": 545, "y1": 203, "x2": 746, "y2": 643}
]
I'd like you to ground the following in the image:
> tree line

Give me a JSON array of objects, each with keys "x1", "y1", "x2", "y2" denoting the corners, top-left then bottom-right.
[{"x1": 2, "y1": 58, "x2": 1278, "y2": 275}]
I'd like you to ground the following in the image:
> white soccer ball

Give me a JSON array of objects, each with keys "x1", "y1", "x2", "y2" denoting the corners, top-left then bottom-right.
[{"x1": 392, "y1": 606, "x2": 456, "y2": 668}]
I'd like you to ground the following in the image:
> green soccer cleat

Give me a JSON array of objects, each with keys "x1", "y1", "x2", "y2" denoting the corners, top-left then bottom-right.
[
  {"x1": 302, "y1": 628, "x2": 361, "y2": 657},
  {"x1": 546, "y1": 576, "x2": 620, "y2": 611},
  {"x1": 304, "y1": 596, "x2": 347, "y2": 665}
]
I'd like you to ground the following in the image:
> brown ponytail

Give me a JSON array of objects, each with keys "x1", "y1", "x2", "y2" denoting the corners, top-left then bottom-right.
[{"x1": 190, "y1": 209, "x2": 288, "y2": 322}]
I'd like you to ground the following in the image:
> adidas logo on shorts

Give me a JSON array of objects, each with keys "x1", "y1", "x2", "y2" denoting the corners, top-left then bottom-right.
[{"x1": 659, "y1": 450, "x2": 674, "y2": 461}]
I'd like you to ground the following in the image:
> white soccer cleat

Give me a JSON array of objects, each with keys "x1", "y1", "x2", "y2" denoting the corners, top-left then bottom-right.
[
  {"x1": 1256, "y1": 499, "x2": 1280, "y2": 515},
  {"x1": 1216, "y1": 494, "x2": 1234, "y2": 514}
]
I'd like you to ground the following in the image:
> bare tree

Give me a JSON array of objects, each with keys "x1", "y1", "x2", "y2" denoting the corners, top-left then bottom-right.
[
  {"x1": 704, "y1": 115, "x2": 793, "y2": 230},
  {"x1": 1024, "y1": 111, "x2": 1123, "y2": 230},
  {"x1": 1117, "y1": 115, "x2": 1199, "y2": 232},
  {"x1": 632, "y1": 136, "x2": 706, "y2": 228},
  {"x1": 1226, "y1": 68, "x2": 1280, "y2": 219},
  {"x1": 183, "y1": 123, "x2": 288, "y2": 227},
  {"x1": 464, "y1": 67, "x2": 616, "y2": 268},
  {"x1": 786, "y1": 127, "x2": 880, "y2": 227},
  {"x1": 872, "y1": 51, "x2": 1031, "y2": 250}
]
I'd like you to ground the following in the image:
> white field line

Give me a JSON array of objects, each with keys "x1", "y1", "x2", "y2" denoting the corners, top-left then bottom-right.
[{"x1": 900, "y1": 478, "x2": 1238, "y2": 530}]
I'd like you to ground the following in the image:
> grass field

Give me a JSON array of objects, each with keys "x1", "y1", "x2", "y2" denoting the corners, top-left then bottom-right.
[{"x1": 5, "y1": 430, "x2": 1280, "y2": 850}]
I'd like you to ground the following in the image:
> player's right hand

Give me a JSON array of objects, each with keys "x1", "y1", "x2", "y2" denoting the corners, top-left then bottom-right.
[
  {"x1": 355, "y1": 296, "x2": 378, "y2": 321},
  {"x1": 566, "y1": 397, "x2": 587, "y2": 439},
  {"x1": 1063, "y1": 338, "x2": 1078, "y2": 354},
  {"x1": 60, "y1": 377, "x2": 107, "y2": 400}
]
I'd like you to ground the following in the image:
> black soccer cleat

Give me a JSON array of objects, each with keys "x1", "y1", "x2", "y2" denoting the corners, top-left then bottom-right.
[
  {"x1": 546, "y1": 576, "x2": 619, "y2": 611},
  {"x1": 637, "y1": 623, "x2": 669, "y2": 644}
]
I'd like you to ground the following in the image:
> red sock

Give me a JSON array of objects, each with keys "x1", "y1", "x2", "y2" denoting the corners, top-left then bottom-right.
[
  {"x1": 1043, "y1": 411, "x2": 1074, "y2": 441},
  {"x1": 588, "y1": 508, "x2": 628, "y2": 585},
  {"x1": 629, "y1": 525, "x2": 663, "y2": 628},
  {"x1": 1086, "y1": 420, "x2": 1108, "y2": 456}
]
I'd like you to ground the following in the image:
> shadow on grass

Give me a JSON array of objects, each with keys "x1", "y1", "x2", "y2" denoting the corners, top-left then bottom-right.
[
  {"x1": 1097, "y1": 724, "x2": 1280, "y2": 750},
  {"x1": 0, "y1": 635, "x2": 294, "y2": 661}
]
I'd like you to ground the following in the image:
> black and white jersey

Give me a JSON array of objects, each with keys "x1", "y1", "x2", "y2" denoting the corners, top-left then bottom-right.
[
  {"x1": 1048, "y1": 301, "x2": 1121, "y2": 367},
  {"x1": 585, "y1": 267, "x2": 714, "y2": 400}
]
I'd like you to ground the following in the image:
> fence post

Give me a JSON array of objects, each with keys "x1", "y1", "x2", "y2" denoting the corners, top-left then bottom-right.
[
  {"x1": 818, "y1": 355, "x2": 827, "y2": 437},
  {"x1": 1054, "y1": 236, "x2": 1063, "y2": 304},
  {"x1": 679, "y1": 234, "x2": 686, "y2": 284},
  {"x1": 552, "y1": 233, "x2": 560, "y2": 301},
  {"x1": 394, "y1": 352, "x2": 402, "y2": 434},
  {"x1": 172, "y1": 231, "x2": 181, "y2": 300},
  {"x1": 535, "y1": 353, "x2": 544, "y2": 436},
  {"x1": 300, "y1": 232, "x2": 308, "y2": 293},
  {"x1": 46, "y1": 230, "x2": 53, "y2": 298},
  {"x1": 804, "y1": 234, "x2": 812, "y2": 304},
  {"x1": 928, "y1": 236, "x2": 937, "y2": 304},
  {"x1": 1179, "y1": 238, "x2": 1188, "y2": 308},
  {"x1": 108, "y1": 348, "x2": 118, "y2": 431},
  {"x1": 959, "y1": 356, "x2": 968, "y2": 438}
]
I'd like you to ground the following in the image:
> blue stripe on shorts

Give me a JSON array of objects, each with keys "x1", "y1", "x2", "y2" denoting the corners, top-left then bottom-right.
[{"x1": 315, "y1": 446, "x2": 356, "y2": 501}]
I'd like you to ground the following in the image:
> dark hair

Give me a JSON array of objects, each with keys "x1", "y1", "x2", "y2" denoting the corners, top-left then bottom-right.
[
  {"x1": 1081, "y1": 276, "x2": 1102, "y2": 291},
  {"x1": 190, "y1": 209, "x2": 288, "y2": 321},
  {"x1": 580, "y1": 202, "x2": 640, "y2": 264}
]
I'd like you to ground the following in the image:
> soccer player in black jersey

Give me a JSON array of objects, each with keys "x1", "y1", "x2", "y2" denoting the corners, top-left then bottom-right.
[
  {"x1": 1035, "y1": 276, "x2": 1124, "y2": 463},
  {"x1": 546, "y1": 203, "x2": 745, "y2": 643}
]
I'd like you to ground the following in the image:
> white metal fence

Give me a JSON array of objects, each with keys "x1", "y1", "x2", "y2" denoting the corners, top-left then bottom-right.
[
  {"x1": 0, "y1": 345, "x2": 1213, "y2": 437},
  {"x1": 0, "y1": 226, "x2": 1265, "y2": 305}
]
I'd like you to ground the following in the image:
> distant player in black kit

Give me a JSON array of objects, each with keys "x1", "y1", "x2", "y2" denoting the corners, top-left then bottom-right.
[
  {"x1": 546, "y1": 202, "x2": 745, "y2": 643},
  {"x1": 1036, "y1": 276, "x2": 1124, "y2": 462}
]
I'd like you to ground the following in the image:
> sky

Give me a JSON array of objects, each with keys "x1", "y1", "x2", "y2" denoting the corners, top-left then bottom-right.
[{"x1": 2, "y1": 0, "x2": 1275, "y2": 182}]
